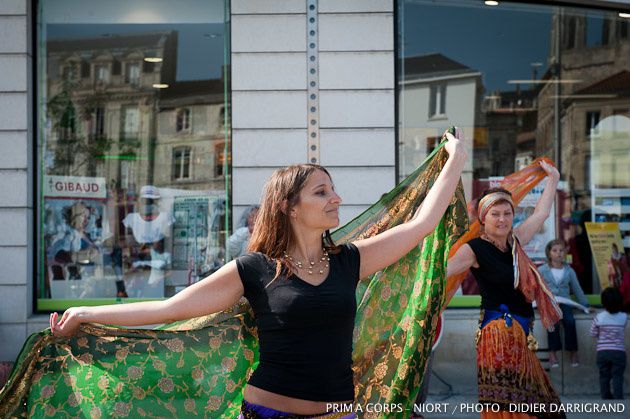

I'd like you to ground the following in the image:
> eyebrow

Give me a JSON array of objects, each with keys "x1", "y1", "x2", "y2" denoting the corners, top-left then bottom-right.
[{"x1": 311, "y1": 182, "x2": 334, "y2": 191}]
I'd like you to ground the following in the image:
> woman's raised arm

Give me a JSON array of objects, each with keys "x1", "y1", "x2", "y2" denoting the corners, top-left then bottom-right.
[
  {"x1": 514, "y1": 160, "x2": 559, "y2": 245},
  {"x1": 353, "y1": 130, "x2": 467, "y2": 279},
  {"x1": 50, "y1": 261, "x2": 244, "y2": 337}
]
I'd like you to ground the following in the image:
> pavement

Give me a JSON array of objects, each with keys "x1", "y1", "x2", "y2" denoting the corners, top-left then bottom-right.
[{"x1": 412, "y1": 393, "x2": 629, "y2": 419}]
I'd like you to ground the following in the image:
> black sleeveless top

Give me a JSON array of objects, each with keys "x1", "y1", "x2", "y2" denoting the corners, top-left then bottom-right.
[
  {"x1": 235, "y1": 243, "x2": 360, "y2": 401},
  {"x1": 468, "y1": 238, "x2": 534, "y2": 318}
]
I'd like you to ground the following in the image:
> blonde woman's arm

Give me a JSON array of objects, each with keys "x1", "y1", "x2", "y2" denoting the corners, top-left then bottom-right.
[{"x1": 514, "y1": 160, "x2": 559, "y2": 245}]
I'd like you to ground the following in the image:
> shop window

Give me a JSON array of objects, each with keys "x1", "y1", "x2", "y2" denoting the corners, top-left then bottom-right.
[
  {"x1": 429, "y1": 84, "x2": 446, "y2": 118},
  {"x1": 176, "y1": 108, "x2": 191, "y2": 132},
  {"x1": 32, "y1": 0, "x2": 227, "y2": 310},
  {"x1": 173, "y1": 146, "x2": 191, "y2": 180},
  {"x1": 398, "y1": 0, "x2": 630, "y2": 299}
]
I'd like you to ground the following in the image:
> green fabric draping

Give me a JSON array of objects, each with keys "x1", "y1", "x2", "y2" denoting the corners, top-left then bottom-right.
[{"x1": 0, "y1": 130, "x2": 468, "y2": 418}]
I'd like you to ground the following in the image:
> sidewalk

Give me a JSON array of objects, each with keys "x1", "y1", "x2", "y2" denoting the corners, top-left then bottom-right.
[{"x1": 415, "y1": 394, "x2": 629, "y2": 419}]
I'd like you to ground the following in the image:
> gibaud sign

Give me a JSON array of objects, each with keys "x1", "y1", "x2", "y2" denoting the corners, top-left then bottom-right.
[{"x1": 44, "y1": 176, "x2": 107, "y2": 199}]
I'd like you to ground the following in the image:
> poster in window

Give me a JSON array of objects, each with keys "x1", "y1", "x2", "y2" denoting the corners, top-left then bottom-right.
[{"x1": 585, "y1": 222, "x2": 625, "y2": 290}]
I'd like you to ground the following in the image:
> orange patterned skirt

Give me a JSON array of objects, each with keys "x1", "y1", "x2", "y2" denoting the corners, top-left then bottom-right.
[{"x1": 477, "y1": 318, "x2": 565, "y2": 419}]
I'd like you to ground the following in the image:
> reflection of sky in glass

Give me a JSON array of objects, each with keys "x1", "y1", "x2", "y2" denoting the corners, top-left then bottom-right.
[
  {"x1": 401, "y1": 1, "x2": 551, "y2": 92},
  {"x1": 48, "y1": 24, "x2": 225, "y2": 81}
]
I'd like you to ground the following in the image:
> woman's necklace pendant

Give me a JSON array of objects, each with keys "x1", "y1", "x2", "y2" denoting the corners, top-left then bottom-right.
[
  {"x1": 284, "y1": 249, "x2": 330, "y2": 276},
  {"x1": 481, "y1": 234, "x2": 508, "y2": 252}
]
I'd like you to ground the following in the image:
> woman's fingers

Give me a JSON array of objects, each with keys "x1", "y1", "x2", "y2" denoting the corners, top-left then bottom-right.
[
  {"x1": 539, "y1": 160, "x2": 560, "y2": 179},
  {"x1": 50, "y1": 312, "x2": 60, "y2": 334},
  {"x1": 60, "y1": 310, "x2": 70, "y2": 324},
  {"x1": 50, "y1": 310, "x2": 74, "y2": 336}
]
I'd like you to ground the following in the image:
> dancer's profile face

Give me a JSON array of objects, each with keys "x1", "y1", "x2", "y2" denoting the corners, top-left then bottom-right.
[
  {"x1": 290, "y1": 169, "x2": 342, "y2": 231},
  {"x1": 483, "y1": 202, "x2": 513, "y2": 237}
]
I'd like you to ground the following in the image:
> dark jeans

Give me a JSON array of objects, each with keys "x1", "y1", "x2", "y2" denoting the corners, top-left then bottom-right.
[
  {"x1": 547, "y1": 304, "x2": 578, "y2": 351},
  {"x1": 596, "y1": 350, "x2": 626, "y2": 399}
]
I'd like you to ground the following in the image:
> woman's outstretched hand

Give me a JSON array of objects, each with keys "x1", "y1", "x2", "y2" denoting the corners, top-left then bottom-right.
[
  {"x1": 539, "y1": 160, "x2": 560, "y2": 182},
  {"x1": 49, "y1": 308, "x2": 84, "y2": 337},
  {"x1": 443, "y1": 128, "x2": 467, "y2": 161}
]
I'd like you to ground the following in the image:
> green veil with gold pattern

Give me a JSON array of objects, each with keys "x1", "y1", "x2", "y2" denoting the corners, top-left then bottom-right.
[{"x1": 0, "y1": 130, "x2": 468, "y2": 418}]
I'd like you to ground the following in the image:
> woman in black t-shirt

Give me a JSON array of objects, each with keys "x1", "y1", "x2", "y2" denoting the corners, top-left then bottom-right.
[
  {"x1": 50, "y1": 132, "x2": 467, "y2": 418},
  {"x1": 446, "y1": 161, "x2": 565, "y2": 419}
]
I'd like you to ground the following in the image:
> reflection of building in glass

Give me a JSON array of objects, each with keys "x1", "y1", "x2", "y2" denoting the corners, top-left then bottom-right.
[
  {"x1": 43, "y1": 30, "x2": 229, "y2": 299},
  {"x1": 155, "y1": 79, "x2": 227, "y2": 192},
  {"x1": 45, "y1": 31, "x2": 178, "y2": 188},
  {"x1": 538, "y1": 12, "x2": 630, "y2": 211},
  {"x1": 479, "y1": 88, "x2": 538, "y2": 178},
  {"x1": 398, "y1": 53, "x2": 481, "y2": 198}
]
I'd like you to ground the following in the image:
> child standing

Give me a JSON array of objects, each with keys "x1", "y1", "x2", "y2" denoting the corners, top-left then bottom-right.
[
  {"x1": 590, "y1": 287, "x2": 627, "y2": 399},
  {"x1": 539, "y1": 239, "x2": 589, "y2": 367}
]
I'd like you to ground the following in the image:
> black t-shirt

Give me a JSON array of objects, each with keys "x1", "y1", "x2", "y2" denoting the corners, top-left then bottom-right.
[
  {"x1": 468, "y1": 237, "x2": 534, "y2": 318},
  {"x1": 235, "y1": 243, "x2": 361, "y2": 401}
]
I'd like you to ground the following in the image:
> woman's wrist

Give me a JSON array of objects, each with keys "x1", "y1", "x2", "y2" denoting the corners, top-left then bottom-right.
[
  {"x1": 448, "y1": 149, "x2": 467, "y2": 166},
  {"x1": 76, "y1": 306, "x2": 91, "y2": 322}
]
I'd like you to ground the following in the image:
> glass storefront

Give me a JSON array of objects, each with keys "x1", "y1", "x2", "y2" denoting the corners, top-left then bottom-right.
[
  {"x1": 36, "y1": 0, "x2": 230, "y2": 310},
  {"x1": 398, "y1": 0, "x2": 630, "y2": 298}
]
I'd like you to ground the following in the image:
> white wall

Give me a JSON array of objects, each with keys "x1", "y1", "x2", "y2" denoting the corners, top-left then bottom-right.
[
  {"x1": 231, "y1": 0, "x2": 396, "y2": 227},
  {"x1": 0, "y1": 0, "x2": 37, "y2": 362}
]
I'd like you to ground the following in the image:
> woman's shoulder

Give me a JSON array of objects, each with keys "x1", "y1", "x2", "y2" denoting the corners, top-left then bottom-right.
[
  {"x1": 467, "y1": 237, "x2": 484, "y2": 246},
  {"x1": 337, "y1": 242, "x2": 358, "y2": 254},
  {"x1": 465, "y1": 237, "x2": 486, "y2": 253},
  {"x1": 234, "y1": 252, "x2": 276, "y2": 278},
  {"x1": 337, "y1": 242, "x2": 361, "y2": 263},
  {"x1": 336, "y1": 242, "x2": 361, "y2": 282},
  {"x1": 235, "y1": 251, "x2": 272, "y2": 267}
]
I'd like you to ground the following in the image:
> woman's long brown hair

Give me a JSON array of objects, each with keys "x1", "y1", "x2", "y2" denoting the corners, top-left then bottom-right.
[{"x1": 247, "y1": 164, "x2": 339, "y2": 279}]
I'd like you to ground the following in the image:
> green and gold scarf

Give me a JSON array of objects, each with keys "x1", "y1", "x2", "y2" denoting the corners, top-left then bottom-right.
[{"x1": 0, "y1": 131, "x2": 468, "y2": 418}]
